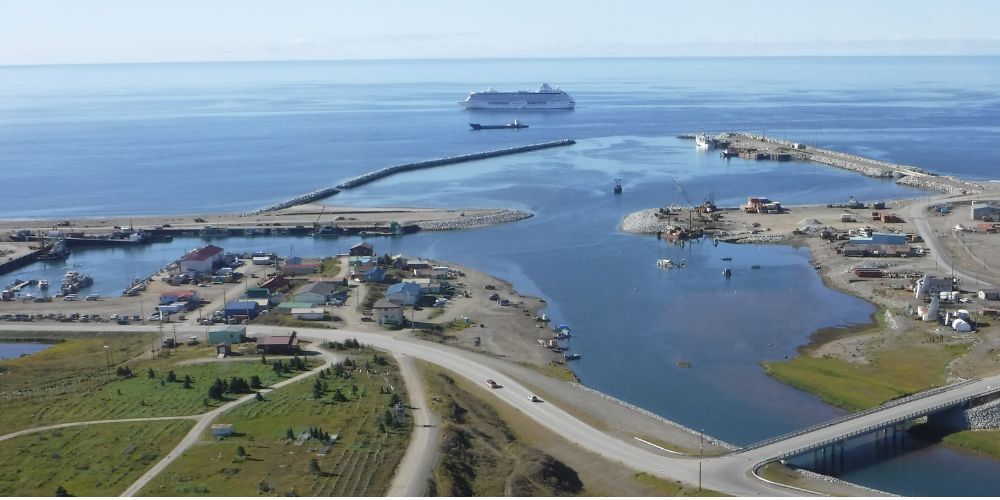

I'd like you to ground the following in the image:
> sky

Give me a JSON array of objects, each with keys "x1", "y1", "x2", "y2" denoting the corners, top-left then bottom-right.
[{"x1": 2, "y1": 0, "x2": 1000, "y2": 65}]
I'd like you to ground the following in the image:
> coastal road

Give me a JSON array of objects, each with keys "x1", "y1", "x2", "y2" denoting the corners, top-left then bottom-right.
[
  {"x1": 10, "y1": 323, "x2": 1000, "y2": 496},
  {"x1": 385, "y1": 353, "x2": 440, "y2": 497}
]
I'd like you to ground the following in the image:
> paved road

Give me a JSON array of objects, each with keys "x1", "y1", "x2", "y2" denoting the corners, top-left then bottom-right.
[
  {"x1": 385, "y1": 353, "x2": 440, "y2": 497},
  {"x1": 907, "y1": 195, "x2": 997, "y2": 289},
  {"x1": 118, "y1": 345, "x2": 340, "y2": 497},
  {"x1": 7, "y1": 323, "x2": 999, "y2": 496}
]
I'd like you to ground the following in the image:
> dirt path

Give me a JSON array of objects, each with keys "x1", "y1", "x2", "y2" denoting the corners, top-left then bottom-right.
[
  {"x1": 119, "y1": 345, "x2": 341, "y2": 497},
  {"x1": 0, "y1": 415, "x2": 200, "y2": 444},
  {"x1": 385, "y1": 353, "x2": 440, "y2": 497}
]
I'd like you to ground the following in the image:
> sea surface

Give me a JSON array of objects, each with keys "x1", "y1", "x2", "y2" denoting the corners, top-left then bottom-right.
[{"x1": 2, "y1": 57, "x2": 1000, "y2": 494}]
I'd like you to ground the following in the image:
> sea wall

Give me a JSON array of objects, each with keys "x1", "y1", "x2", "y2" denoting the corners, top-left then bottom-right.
[
  {"x1": 619, "y1": 209, "x2": 675, "y2": 234},
  {"x1": 930, "y1": 398, "x2": 1000, "y2": 430},
  {"x1": 416, "y1": 209, "x2": 533, "y2": 231}
]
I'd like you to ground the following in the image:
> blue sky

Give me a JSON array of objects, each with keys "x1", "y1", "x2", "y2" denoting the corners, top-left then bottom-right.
[{"x1": 2, "y1": 0, "x2": 999, "y2": 64}]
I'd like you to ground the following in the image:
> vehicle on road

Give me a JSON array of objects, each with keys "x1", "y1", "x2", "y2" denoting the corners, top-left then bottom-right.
[
  {"x1": 486, "y1": 379, "x2": 501, "y2": 389},
  {"x1": 529, "y1": 394, "x2": 542, "y2": 402}
]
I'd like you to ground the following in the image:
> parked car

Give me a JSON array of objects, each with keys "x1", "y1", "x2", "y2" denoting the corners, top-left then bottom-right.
[{"x1": 62, "y1": 294, "x2": 77, "y2": 301}]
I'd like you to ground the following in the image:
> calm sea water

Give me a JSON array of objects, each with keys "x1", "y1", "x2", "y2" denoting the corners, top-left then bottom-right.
[{"x1": 2, "y1": 57, "x2": 1000, "y2": 494}]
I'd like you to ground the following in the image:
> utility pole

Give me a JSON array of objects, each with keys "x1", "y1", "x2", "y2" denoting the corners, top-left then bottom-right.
[
  {"x1": 103, "y1": 345, "x2": 111, "y2": 369},
  {"x1": 698, "y1": 461, "x2": 702, "y2": 492}
]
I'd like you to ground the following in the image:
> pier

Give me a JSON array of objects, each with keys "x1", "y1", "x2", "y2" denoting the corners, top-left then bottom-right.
[
  {"x1": 0, "y1": 245, "x2": 48, "y2": 276},
  {"x1": 250, "y1": 139, "x2": 576, "y2": 214}
]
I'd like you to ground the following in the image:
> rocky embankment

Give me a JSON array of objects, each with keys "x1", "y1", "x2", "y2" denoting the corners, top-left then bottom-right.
[
  {"x1": 895, "y1": 174, "x2": 986, "y2": 195},
  {"x1": 933, "y1": 398, "x2": 1000, "y2": 430},
  {"x1": 417, "y1": 209, "x2": 533, "y2": 231},
  {"x1": 619, "y1": 209, "x2": 674, "y2": 234},
  {"x1": 713, "y1": 230, "x2": 788, "y2": 245}
]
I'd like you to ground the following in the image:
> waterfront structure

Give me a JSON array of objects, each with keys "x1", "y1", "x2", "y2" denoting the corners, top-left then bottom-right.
[
  {"x1": 385, "y1": 282, "x2": 421, "y2": 306},
  {"x1": 458, "y1": 83, "x2": 575, "y2": 110},
  {"x1": 844, "y1": 232, "x2": 911, "y2": 257},
  {"x1": 179, "y1": 245, "x2": 224, "y2": 275},
  {"x1": 208, "y1": 325, "x2": 246, "y2": 345},
  {"x1": 293, "y1": 281, "x2": 338, "y2": 305},
  {"x1": 350, "y1": 241, "x2": 375, "y2": 256},
  {"x1": 372, "y1": 298, "x2": 404, "y2": 325}
]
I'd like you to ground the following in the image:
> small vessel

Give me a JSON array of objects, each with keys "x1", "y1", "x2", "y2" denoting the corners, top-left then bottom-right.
[
  {"x1": 38, "y1": 279, "x2": 49, "y2": 289},
  {"x1": 751, "y1": 265, "x2": 761, "y2": 270},
  {"x1": 613, "y1": 178, "x2": 623, "y2": 194},
  {"x1": 656, "y1": 259, "x2": 685, "y2": 269},
  {"x1": 721, "y1": 257, "x2": 732, "y2": 261},
  {"x1": 723, "y1": 267, "x2": 732, "y2": 278},
  {"x1": 695, "y1": 133, "x2": 718, "y2": 149},
  {"x1": 459, "y1": 83, "x2": 575, "y2": 110},
  {"x1": 469, "y1": 119, "x2": 528, "y2": 130},
  {"x1": 564, "y1": 353, "x2": 582, "y2": 360}
]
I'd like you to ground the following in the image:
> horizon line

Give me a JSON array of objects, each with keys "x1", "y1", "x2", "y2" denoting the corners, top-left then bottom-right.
[{"x1": 3, "y1": 53, "x2": 999, "y2": 69}]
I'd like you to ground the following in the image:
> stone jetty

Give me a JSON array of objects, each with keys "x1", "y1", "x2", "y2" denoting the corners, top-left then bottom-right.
[
  {"x1": 619, "y1": 209, "x2": 675, "y2": 234},
  {"x1": 417, "y1": 209, "x2": 533, "y2": 231},
  {"x1": 335, "y1": 139, "x2": 576, "y2": 190},
  {"x1": 248, "y1": 187, "x2": 341, "y2": 215}
]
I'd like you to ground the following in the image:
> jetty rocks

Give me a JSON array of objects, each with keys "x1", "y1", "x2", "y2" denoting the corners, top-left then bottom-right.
[
  {"x1": 417, "y1": 209, "x2": 533, "y2": 231},
  {"x1": 619, "y1": 209, "x2": 675, "y2": 234},
  {"x1": 714, "y1": 230, "x2": 788, "y2": 245}
]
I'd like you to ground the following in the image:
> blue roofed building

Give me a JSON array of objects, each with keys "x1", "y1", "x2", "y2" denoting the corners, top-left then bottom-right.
[
  {"x1": 224, "y1": 300, "x2": 261, "y2": 320},
  {"x1": 385, "y1": 282, "x2": 420, "y2": 306},
  {"x1": 363, "y1": 267, "x2": 386, "y2": 283}
]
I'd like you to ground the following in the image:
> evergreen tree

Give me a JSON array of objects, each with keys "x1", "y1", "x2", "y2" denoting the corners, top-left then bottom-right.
[
  {"x1": 236, "y1": 446, "x2": 247, "y2": 460},
  {"x1": 250, "y1": 375, "x2": 262, "y2": 389},
  {"x1": 286, "y1": 427, "x2": 295, "y2": 440},
  {"x1": 332, "y1": 387, "x2": 348, "y2": 403},
  {"x1": 255, "y1": 392, "x2": 264, "y2": 402},
  {"x1": 308, "y1": 458, "x2": 321, "y2": 476},
  {"x1": 166, "y1": 370, "x2": 177, "y2": 383},
  {"x1": 208, "y1": 379, "x2": 225, "y2": 400},
  {"x1": 55, "y1": 485, "x2": 70, "y2": 497},
  {"x1": 147, "y1": 368, "x2": 156, "y2": 379}
]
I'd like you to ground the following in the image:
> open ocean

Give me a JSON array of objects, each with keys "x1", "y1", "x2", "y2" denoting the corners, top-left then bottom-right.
[{"x1": 2, "y1": 57, "x2": 1000, "y2": 494}]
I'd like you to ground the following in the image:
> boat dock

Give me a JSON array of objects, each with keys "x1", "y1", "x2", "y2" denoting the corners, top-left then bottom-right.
[{"x1": 0, "y1": 243, "x2": 49, "y2": 276}]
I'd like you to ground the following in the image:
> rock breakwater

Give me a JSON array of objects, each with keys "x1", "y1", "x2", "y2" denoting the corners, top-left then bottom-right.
[{"x1": 417, "y1": 209, "x2": 533, "y2": 231}]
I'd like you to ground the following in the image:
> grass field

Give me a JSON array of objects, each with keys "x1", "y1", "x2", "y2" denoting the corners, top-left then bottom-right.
[
  {"x1": 763, "y1": 336, "x2": 968, "y2": 411},
  {"x1": 0, "y1": 331, "x2": 313, "y2": 433},
  {"x1": 941, "y1": 430, "x2": 1000, "y2": 460},
  {"x1": 320, "y1": 258, "x2": 341, "y2": 277},
  {"x1": 138, "y1": 348, "x2": 410, "y2": 497},
  {"x1": 0, "y1": 420, "x2": 193, "y2": 496}
]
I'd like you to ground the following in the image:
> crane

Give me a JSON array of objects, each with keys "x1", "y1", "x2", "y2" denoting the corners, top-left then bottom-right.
[{"x1": 671, "y1": 178, "x2": 695, "y2": 208}]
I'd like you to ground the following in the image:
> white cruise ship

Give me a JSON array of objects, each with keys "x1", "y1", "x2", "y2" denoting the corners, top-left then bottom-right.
[{"x1": 458, "y1": 83, "x2": 575, "y2": 110}]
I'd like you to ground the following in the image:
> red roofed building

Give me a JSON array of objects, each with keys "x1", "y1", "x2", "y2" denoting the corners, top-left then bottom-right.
[
  {"x1": 159, "y1": 289, "x2": 199, "y2": 305},
  {"x1": 180, "y1": 245, "x2": 225, "y2": 275},
  {"x1": 255, "y1": 332, "x2": 299, "y2": 355}
]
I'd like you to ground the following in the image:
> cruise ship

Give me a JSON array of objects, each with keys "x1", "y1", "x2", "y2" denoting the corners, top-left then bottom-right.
[{"x1": 458, "y1": 83, "x2": 575, "y2": 110}]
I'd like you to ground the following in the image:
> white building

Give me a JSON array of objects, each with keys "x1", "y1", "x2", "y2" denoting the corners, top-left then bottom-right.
[
  {"x1": 385, "y1": 282, "x2": 421, "y2": 306},
  {"x1": 291, "y1": 308, "x2": 325, "y2": 321},
  {"x1": 914, "y1": 275, "x2": 953, "y2": 299},
  {"x1": 373, "y1": 299, "x2": 404, "y2": 325},
  {"x1": 179, "y1": 245, "x2": 224, "y2": 275}
]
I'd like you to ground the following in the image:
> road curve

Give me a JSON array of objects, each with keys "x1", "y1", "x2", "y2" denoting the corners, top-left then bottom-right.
[
  {"x1": 118, "y1": 346, "x2": 340, "y2": 497},
  {"x1": 385, "y1": 353, "x2": 440, "y2": 497}
]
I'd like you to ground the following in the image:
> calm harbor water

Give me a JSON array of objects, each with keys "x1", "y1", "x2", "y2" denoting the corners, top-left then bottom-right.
[{"x1": 2, "y1": 57, "x2": 1000, "y2": 494}]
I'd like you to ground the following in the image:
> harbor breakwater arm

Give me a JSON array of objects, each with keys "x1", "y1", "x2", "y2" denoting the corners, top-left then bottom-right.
[
  {"x1": 725, "y1": 132, "x2": 989, "y2": 195},
  {"x1": 249, "y1": 139, "x2": 575, "y2": 215}
]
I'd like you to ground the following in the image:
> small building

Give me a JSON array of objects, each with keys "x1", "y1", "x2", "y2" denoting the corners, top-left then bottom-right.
[
  {"x1": 840, "y1": 213, "x2": 855, "y2": 223},
  {"x1": 405, "y1": 259, "x2": 432, "y2": 270},
  {"x1": 216, "y1": 344, "x2": 232, "y2": 357},
  {"x1": 259, "y1": 275, "x2": 291, "y2": 293},
  {"x1": 915, "y1": 275, "x2": 953, "y2": 299},
  {"x1": 224, "y1": 300, "x2": 261, "y2": 320},
  {"x1": 979, "y1": 289, "x2": 1000, "y2": 301},
  {"x1": 853, "y1": 268, "x2": 884, "y2": 278},
  {"x1": 291, "y1": 307, "x2": 325, "y2": 321},
  {"x1": 255, "y1": 332, "x2": 299, "y2": 355},
  {"x1": 372, "y1": 298, "x2": 404, "y2": 325},
  {"x1": 362, "y1": 267, "x2": 386, "y2": 283},
  {"x1": 251, "y1": 255, "x2": 273, "y2": 266},
  {"x1": 209, "y1": 325, "x2": 247, "y2": 345},
  {"x1": 385, "y1": 282, "x2": 421, "y2": 306},
  {"x1": 282, "y1": 263, "x2": 318, "y2": 276},
  {"x1": 211, "y1": 424, "x2": 235, "y2": 437},
  {"x1": 275, "y1": 301, "x2": 315, "y2": 313},
  {"x1": 350, "y1": 241, "x2": 375, "y2": 257},
  {"x1": 391, "y1": 254, "x2": 417, "y2": 269},
  {"x1": 157, "y1": 302, "x2": 189, "y2": 315},
  {"x1": 293, "y1": 281, "x2": 338, "y2": 305},
  {"x1": 402, "y1": 277, "x2": 440, "y2": 294},
  {"x1": 180, "y1": 245, "x2": 225, "y2": 275},
  {"x1": 159, "y1": 289, "x2": 198, "y2": 305},
  {"x1": 245, "y1": 288, "x2": 270, "y2": 300},
  {"x1": 971, "y1": 202, "x2": 1000, "y2": 221}
]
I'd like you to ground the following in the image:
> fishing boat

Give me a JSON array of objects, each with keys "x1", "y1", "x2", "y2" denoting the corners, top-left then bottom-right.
[
  {"x1": 723, "y1": 267, "x2": 732, "y2": 278},
  {"x1": 613, "y1": 178, "x2": 623, "y2": 194},
  {"x1": 38, "y1": 279, "x2": 49, "y2": 289},
  {"x1": 564, "y1": 353, "x2": 582, "y2": 360},
  {"x1": 721, "y1": 257, "x2": 732, "y2": 261},
  {"x1": 751, "y1": 265, "x2": 761, "y2": 270}
]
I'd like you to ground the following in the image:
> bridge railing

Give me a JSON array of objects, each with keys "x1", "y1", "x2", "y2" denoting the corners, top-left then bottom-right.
[
  {"x1": 740, "y1": 379, "x2": 977, "y2": 453},
  {"x1": 755, "y1": 383, "x2": 1000, "y2": 465}
]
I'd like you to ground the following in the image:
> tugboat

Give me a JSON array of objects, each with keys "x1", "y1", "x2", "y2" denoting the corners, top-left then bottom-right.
[
  {"x1": 469, "y1": 119, "x2": 528, "y2": 130},
  {"x1": 613, "y1": 178, "x2": 623, "y2": 194}
]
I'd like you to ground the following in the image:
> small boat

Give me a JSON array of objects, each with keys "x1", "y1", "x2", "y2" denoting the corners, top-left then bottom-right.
[
  {"x1": 564, "y1": 353, "x2": 581, "y2": 360},
  {"x1": 38, "y1": 280, "x2": 49, "y2": 289},
  {"x1": 469, "y1": 119, "x2": 528, "y2": 130},
  {"x1": 613, "y1": 178, "x2": 623, "y2": 194},
  {"x1": 721, "y1": 257, "x2": 732, "y2": 261},
  {"x1": 723, "y1": 267, "x2": 732, "y2": 278},
  {"x1": 751, "y1": 265, "x2": 761, "y2": 270}
]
